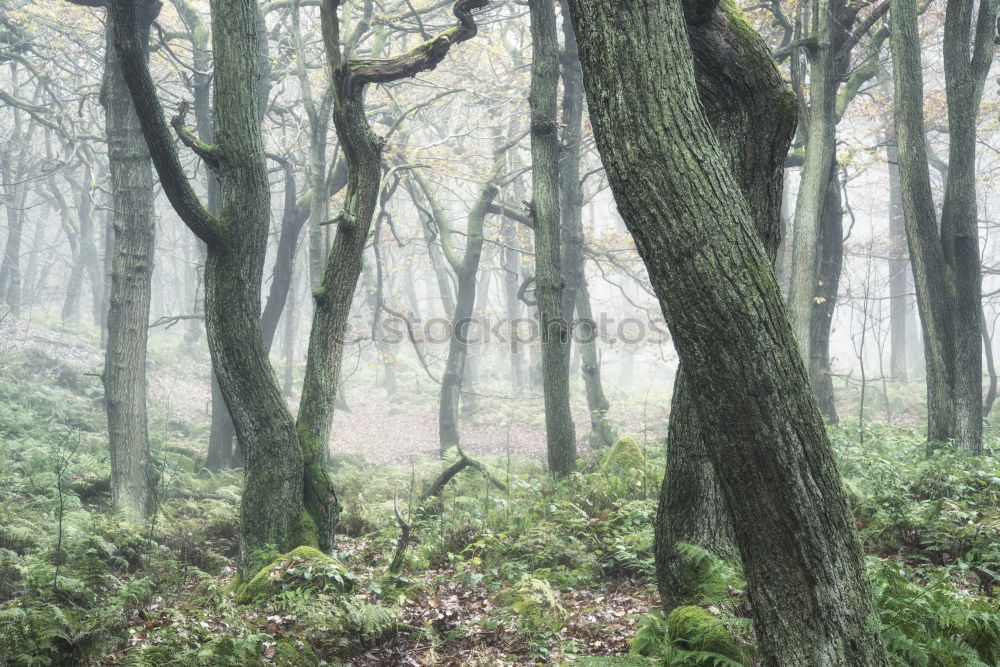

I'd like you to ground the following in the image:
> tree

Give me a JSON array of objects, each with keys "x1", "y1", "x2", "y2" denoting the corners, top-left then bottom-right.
[
  {"x1": 559, "y1": 3, "x2": 613, "y2": 449},
  {"x1": 889, "y1": 0, "x2": 998, "y2": 455},
  {"x1": 106, "y1": 0, "x2": 487, "y2": 575},
  {"x1": 59, "y1": 0, "x2": 159, "y2": 522},
  {"x1": 780, "y1": 0, "x2": 890, "y2": 422},
  {"x1": 421, "y1": 144, "x2": 515, "y2": 455},
  {"x1": 564, "y1": 0, "x2": 886, "y2": 662},
  {"x1": 656, "y1": 0, "x2": 796, "y2": 608},
  {"x1": 101, "y1": 1, "x2": 158, "y2": 521},
  {"x1": 530, "y1": 0, "x2": 576, "y2": 477}
]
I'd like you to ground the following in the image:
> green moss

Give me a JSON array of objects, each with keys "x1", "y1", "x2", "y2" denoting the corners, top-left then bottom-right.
[
  {"x1": 720, "y1": 0, "x2": 760, "y2": 50},
  {"x1": 233, "y1": 545, "x2": 352, "y2": 603},
  {"x1": 602, "y1": 435, "x2": 645, "y2": 474},
  {"x1": 290, "y1": 509, "x2": 319, "y2": 550},
  {"x1": 782, "y1": 89, "x2": 797, "y2": 117}
]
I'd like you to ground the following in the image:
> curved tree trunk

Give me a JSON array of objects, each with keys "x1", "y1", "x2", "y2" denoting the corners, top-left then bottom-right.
[
  {"x1": 566, "y1": 0, "x2": 886, "y2": 663},
  {"x1": 298, "y1": 0, "x2": 488, "y2": 548},
  {"x1": 657, "y1": 0, "x2": 792, "y2": 610},
  {"x1": 110, "y1": 0, "x2": 306, "y2": 576}
]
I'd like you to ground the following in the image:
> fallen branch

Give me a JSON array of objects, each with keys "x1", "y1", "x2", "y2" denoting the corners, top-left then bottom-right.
[
  {"x1": 420, "y1": 447, "x2": 507, "y2": 503},
  {"x1": 161, "y1": 488, "x2": 238, "y2": 503}
]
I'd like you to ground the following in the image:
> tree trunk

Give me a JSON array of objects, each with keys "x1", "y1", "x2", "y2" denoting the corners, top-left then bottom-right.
[
  {"x1": 530, "y1": 0, "x2": 576, "y2": 477},
  {"x1": 78, "y1": 164, "x2": 105, "y2": 329},
  {"x1": 566, "y1": 0, "x2": 886, "y2": 663},
  {"x1": 101, "y1": 4, "x2": 157, "y2": 522},
  {"x1": 889, "y1": 0, "x2": 997, "y2": 454},
  {"x1": 559, "y1": 4, "x2": 584, "y2": 328},
  {"x1": 890, "y1": 0, "x2": 956, "y2": 448},
  {"x1": 884, "y1": 102, "x2": 909, "y2": 380},
  {"x1": 786, "y1": 0, "x2": 838, "y2": 361},
  {"x1": 302, "y1": 0, "x2": 487, "y2": 546},
  {"x1": 940, "y1": 0, "x2": 993, "y2": 455},
  {"x1": 502, "y1": 216, "x2": 526, "y2": 392},
  {"x1": 810, "y1": 174, "x2": 844, "y2": 423},
  {"x1": 110, "y1": 0, "x2": 306, "y2": 575},
  {"x1": 576, "y1": 275, "x2": 613, "y2": 449},
  {"x1": 0, "y1": 154, "x2": 26, "y2": 317},
  {"x1": 437, "y1": 144, "x2": 505, "y2": 454},
  {"x1": 559, "y1": 6, "x2": 612, "y2": 449},
  {"x1": 658, "y1": 0, "x2": 792, "y2": 610}
]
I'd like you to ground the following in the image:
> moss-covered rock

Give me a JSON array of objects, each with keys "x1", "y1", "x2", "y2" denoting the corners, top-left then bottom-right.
[
  {"x1": 233, "y1": 546, "x2": 354, "y2": 603},
  {"x1": 602, "y1": 435, "x2": 645, "y2": 475}
]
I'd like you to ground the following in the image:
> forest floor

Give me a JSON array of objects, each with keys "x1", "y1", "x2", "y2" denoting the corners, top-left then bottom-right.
[{"x1": 4, "y1": 317, "x2": 1000, "y2": 666}]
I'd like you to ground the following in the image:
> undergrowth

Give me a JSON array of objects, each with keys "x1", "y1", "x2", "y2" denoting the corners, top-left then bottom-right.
[{"x1": 2, "y1": 347, "x2": 1000, "y2": 664}]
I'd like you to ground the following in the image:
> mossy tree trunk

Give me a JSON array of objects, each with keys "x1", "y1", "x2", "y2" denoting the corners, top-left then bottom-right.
[
  {"x1": 299, "y1": 0, "x2": 488, "y2": 546},
  {"x1": 169, "y1": 0, "x2": 237, "y2": 474},
  {"x1": 530, "y1": 0, "x2": 576, "y2": 477},
  {"x1": 810, "y1": 173, "x2": 844, "y2": 423},
  {"x1": 941, "y1": 0, "x2": 995, "y2": 454},
  {"x1": 785, "y1": 1, "x2": 888, "y2": 419},
  {"x1": 785, "y1": 0, "x2": 839, "y2": 362},
  {"x1": 565, "y1": 0, "x2": 886, "y2": 663},
  {"x1": 657, "y1": 0, "x2": 793, "y2": 611}
]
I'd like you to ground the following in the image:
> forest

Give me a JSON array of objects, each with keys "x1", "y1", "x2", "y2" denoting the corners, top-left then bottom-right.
[{"x1": 2, "y1": 0, "x2": 1000, "y2": 664}]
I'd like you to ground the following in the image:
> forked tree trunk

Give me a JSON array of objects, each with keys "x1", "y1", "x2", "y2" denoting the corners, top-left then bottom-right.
[
  {"x1": 110, "y1": 0, "x2": 307, "y2": 575},
  {"x1": 890, "y1": 0, "x2": 997, "y2": 455},
  {"x1": 566, "y1": 0, "x2": 886, "y2": 663}
]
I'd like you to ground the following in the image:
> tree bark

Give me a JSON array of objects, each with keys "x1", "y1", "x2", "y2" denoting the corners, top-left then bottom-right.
[
  {"x1": 575, "y1": 274, "x2": 613, "y2": 449},
  {"x1": 530, "y1": 0, "x2": 576, "y2": 477},
  {"x1": 940, "y1": 0, "x2": 994, "y2": 454},
  {"x1": 437, "y1": 173, "x2": 498, "y2": 454},
  {"x1": 558, "y1": 5, "x2": 613, "y2": 449},
  {"x1": 565, "y1": 0, "x2": 886, "y2": 663},
  {"x1": 657, "y1": 0, "x2": 793, "y2": 611},
  {"x1": 786, "y1": 0, "x2": 839, "y2": 361},
  {"x1": 299, "y1": 0, "x2": 488, "y2": 546}
]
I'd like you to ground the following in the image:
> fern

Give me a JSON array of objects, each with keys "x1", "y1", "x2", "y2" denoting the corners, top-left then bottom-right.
[
  {"x1": 671, "y1": 542, "x2": 743, "y2": 605},
  {"x1": 631, "y1": 607, "x2": 749, "y2": 666},
  {"x1": 874, "y1": 562, "x2": 1000, "y2": 666}
]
